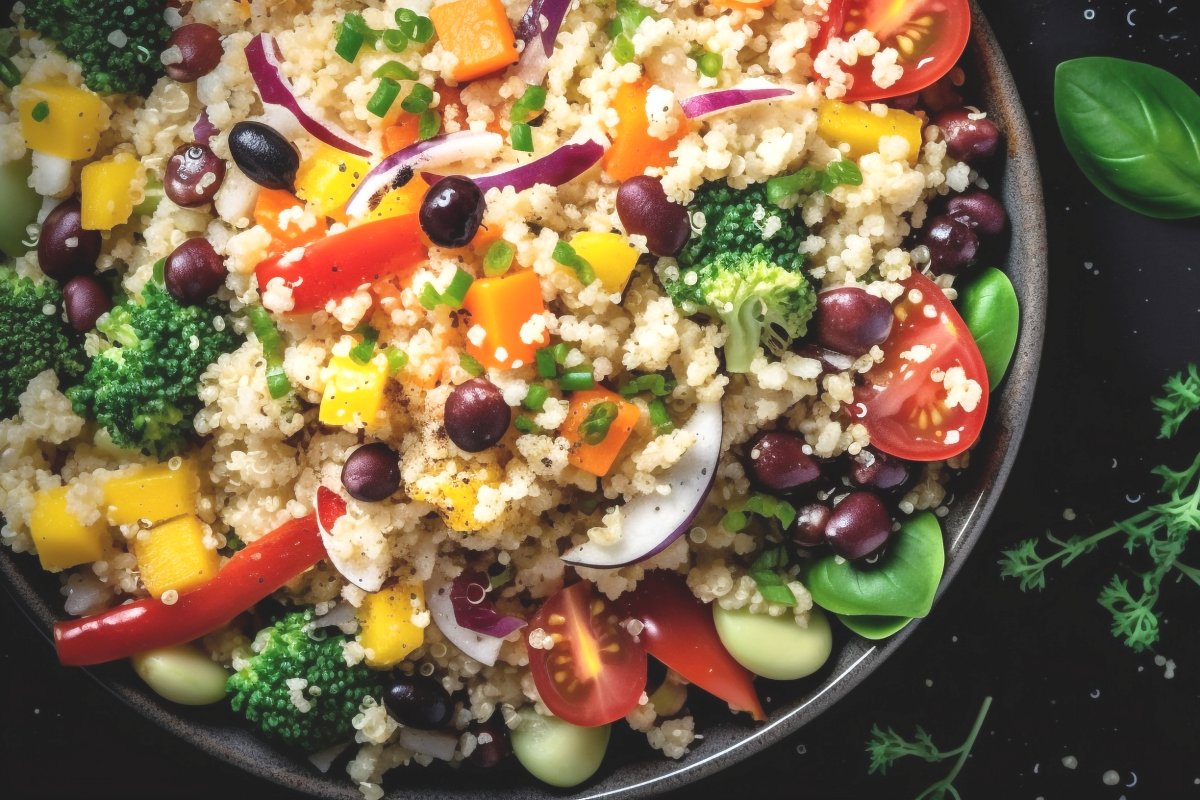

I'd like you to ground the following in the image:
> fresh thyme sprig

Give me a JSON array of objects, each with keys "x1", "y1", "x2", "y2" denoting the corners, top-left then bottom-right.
[
  {"x1": 1154, "y1": 363, "x2": 1200, "y2": 439},
  {"x1": 866, "y1": 696, "x2": 993, "y2": 800}
]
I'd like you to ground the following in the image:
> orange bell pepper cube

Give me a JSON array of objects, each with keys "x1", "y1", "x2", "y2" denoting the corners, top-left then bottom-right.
[
  {"x1": 562, "y1": 389, "x2": 641, "y2": 477},
  {"x1": 604, "y1": 78, "x2": 690, "y2": 182},
  {"x1": 383, "y1": 115, "x2": 421, "y2": 154},
  {"x1": 253, "y1": 189, "x2": 328, "y2": 258},
  {"x1": 255, "y1": 214, "x2": 426, "y2": 313},
  {"x1": 429, "y1": 0, "x2": 519, "y2": 82},
  {"x1": 461, "y1": 269, "x2": 549, "y2": 370}
]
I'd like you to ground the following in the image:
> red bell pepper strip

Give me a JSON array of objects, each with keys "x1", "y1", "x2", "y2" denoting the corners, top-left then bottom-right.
[
  {"x1": 254, "y1": 214, "x2": 426, "y2": 313},
  {"x1": 54, "y1": 514, "x2": 325, "y2": 667},
  {"x1": 620, "y1": 571, "x2": 766, "y2": 721}
]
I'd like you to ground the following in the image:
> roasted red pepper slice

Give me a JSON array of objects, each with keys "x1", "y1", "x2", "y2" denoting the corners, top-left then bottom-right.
[
  {"x1": 254, "y1": 214, "x2": 426, "y2": 313},
  {"x1": 54, "y1": 514, "x2": 325, "y2": 667}
]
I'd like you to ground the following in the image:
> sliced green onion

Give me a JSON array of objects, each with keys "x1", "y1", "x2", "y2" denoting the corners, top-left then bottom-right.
[
  {"x1": 133, "y1": 174, "x2": 165, "y2": 218},
  {"x1": 820, "y1": 159, "x2": 864, "y2": 193},
  {"x1": 444, "y1": 268, "x2": 474, "y2": 307},
  {"x1": 31, "y1": 101, "x2": 49, "y2": 122},
  {"x1": 560, "y1": 368, "x2": 595, "y2": 392},
  {"x1": 384, "y1": 346, "x2": 409, "y2": 375},
  {"x1": 335, "y1": 20, "x2": 366, "y2": 62},
  {"x1": 484, "y1": 240, "x2": 515, "y2": 277},
  {"x1": 411, "y1": 16, "x2": 435, "y2": 43},
  {"x1": 151, "y1": 258, "x2": 166, "y2": 286},
  {"x1": 552, "y1": 241, "x2": 596, "y2": 286},
  {"x1": 612, "y1": 33, "x2": 635, "y2": 64},
  {"x1": 514, "y1": 414, "x2": 539, "y2": 434},
  {"x1": 419, "y1": 282, "x2": 442, "y2": 310},
  {"x1": 367, "y1": 77, "x2": 402, "y2": 118},
  {"x1": 510, "y1": 85, "x2": 548, "y2": 123},
  {"x1": 460, "y1": 352, "x2": 485, "y2": 377},
  {"x1": 395, "y1": 8, "x2": 419, "y2": 26},
  {"x1": 350, "y1": 325, "x2": 380, "y2": 365},
  {"x1": 619, "y1": 373, "x2": 675, "y2": 398},
  {"x1": 580, "y1": 401, "x2": 618, "y2": 444},
  {"x1": 247, "y1": 305, "x2": 292, "y2": 400},
  {"x1": 697, "y1": 51, "x2": 722, "y2": 78},
  {"x1": 766, "y1": 167, "x2": 821, "y2": 204},
  {"x1": 373, "y1": 61, "x2": 419, "y2": 81},
  {"x1": 523, "y1": 384, "x2": 549, "y2": 412},
  {"x1": 402, "y1": 82, "x2": 434, "y2": 113},
  {"x1": 648, "y1": 398, "x2": 674, "y2": 436},
  {"x1": 510, "y1": 122, "x2": 534, "y2": 152},
  {"x1": 417, "y1": 109, "x2": 441, "y2": 140},
  {"x1": 487, "y1": 561, "x2": 513, "y2": 590},
  {"x1": 535, "y1": 347, "x2": 558, "y2": 378},
  {"x1": 382, "y1": 29, "x2": 409, "y2": 52},
  {"x1": 0, "y1": 55, "x2": 20, "y2": 88}
]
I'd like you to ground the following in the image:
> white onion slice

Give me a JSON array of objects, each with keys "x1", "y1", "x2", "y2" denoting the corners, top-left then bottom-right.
[
  {"x1": 245, "y1": 33, "x2": 370, "y2": 157},
  {"x1": 423, "y1": 131, "x2": 607, "y2": 195},
  {"x1": 679, "y1": 83, "x2": 795, "y2": 120},
  {"x1": 398, "y1": 728, "x2": 459, "y2": 761},
  {"x1": 315, "y1": 486, "x2": 387, "y2": 593},
  {"x1": 562, "y1": 401, "x2": 723, "y2": 568},
  {"x1": 344, "y1": 130, "x2": 504, "y2": 219},
  {"x1": 427, "y1": 574, "x2": 508, "y2": 667}
]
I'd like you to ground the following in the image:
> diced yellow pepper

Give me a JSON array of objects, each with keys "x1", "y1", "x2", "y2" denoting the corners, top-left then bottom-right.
[
  {"x1": 410, "y1": 464, "x2": 502, "y2": 533},
  {"x1": 569, "y1": 231, "x2": 641, "y2": 294},
  {"x1": 19, "y1": 81, "x2": 110, "y2": 161},
  {"x1": 30, "y1": 486, "x2": 108, "y2": 573},
  {"x1": 81, "y1": 152, "x2": 143, "y2": 230},
  {"x1": 319, "y1": 353, "x2": 390, "y2": 428},
  {"x1": 102, "y1": 460, "x2": 200, "y2": 527},
  {"x1": 295, "y1": 144, "x2": 426, "y2": 224},
  {"x1": 358, "y1": 582, "x2": 427, "y2": 668},
  {"x1": 134, "y1": 514, "x2": 220, "y2": 598},
  {"x1": 817, "y1": 99, "x2": 923, "y2": 165}
]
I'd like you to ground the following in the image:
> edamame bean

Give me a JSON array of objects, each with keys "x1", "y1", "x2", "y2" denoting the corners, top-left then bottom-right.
[
  {"x1": 713, "y1": 604, "x2": 833, "y2": 681},
  {"x1": 0, "y1": 155, "x2": 41, "y2": 258},
  {"x1": 509, "y1": 709, "x2": 610, "y2": 788},
  {"x1": 957, "y1": 267, "x2": 1020, "y2": 387},
  {"x1": 130, "y1": 644, "x2": 230, "y2": 706}
]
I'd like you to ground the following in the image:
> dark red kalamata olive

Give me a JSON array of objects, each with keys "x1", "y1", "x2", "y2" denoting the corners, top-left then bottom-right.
[
  {"x1": 814, "y1": 287, "x2": 894, "y2": 357},
  {"x1": 164, "y1": 238, "x2": 227, "y2": 305},
  {"x1": 468, "y1": 719, "x2": 512, "y2": 768},
  {"x1": 886, "y1": 92, "x2": 920, "y2": 111},
  {"x1": 793, "y1": 344, "x2": 857, "y2": 375},
  {"x1": 341, "y1": 443, "x2": 401, "y2": 502},
  {"x1": 384, "y1": 676, "x2": 454, "y2": 730},
  {"x1": 921, "y1": 214, "x2": 979, "y2": 275},
  {"x1": 616, "y1": 176, "x2": 691, "y2": 257},
  {"x1": 946, "y1": 191, "x2": 1007, "y2": 237},
  {"x1": 445, "y1": 378, "x2": 510, "y2": 452},
  {"x1": 825, "y1": 491, "x2": 893, "y2": 561},
  {"x1": 37, "y1": 199, "x2": 101, "y2": 282},
  {"x1": 420, "y1": 175, "x2": 485, "y2": 249},
  {"x1": 934, "y1": 108, "x2": 1002, "y2": 163},
  {"x1": 746, "y1": 431, "x2": 821, "y2": 494},
  {"x1": 62, "y1": 275, "x2": 111, "y2": 332},
  {"x1": 849, "y1": 448, "x2": 911, "y2": 491},
  {"x1": 228, "y1": 121, "x2": 299, "y2": 191},
  {"x1": 164, "y1": 23, "x2": 223, "y2": 83},
  {"x1": 165, "y1": 143, "x2": 226, "y2": 208},
  {"x1": 792, "y1": 503, "x2": 832, "y2": 548}
]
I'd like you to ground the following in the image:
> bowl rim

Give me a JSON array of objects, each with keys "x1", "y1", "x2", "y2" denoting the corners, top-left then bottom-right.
[{"x1": 0, "y1": 3, "x2": 1046, "y2": 798}]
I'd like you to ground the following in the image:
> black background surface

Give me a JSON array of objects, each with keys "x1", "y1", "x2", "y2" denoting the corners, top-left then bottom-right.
[{"x1": 4, "y1": 1, "x2": 1200, "y2": 798}]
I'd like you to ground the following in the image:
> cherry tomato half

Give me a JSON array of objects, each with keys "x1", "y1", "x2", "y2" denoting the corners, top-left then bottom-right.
[
  {"x1": 813, "y1": 0, "x2": 972, "y2": 102},
  {"x1": 527, "y1": 581, "x2": 647, "y2": 727},
  {"x1": 849, "y1": 270, "x2": 988, "y2": 461},
  {"x1": 621, "y1": 572, "x2": 765, "y2": 721}
]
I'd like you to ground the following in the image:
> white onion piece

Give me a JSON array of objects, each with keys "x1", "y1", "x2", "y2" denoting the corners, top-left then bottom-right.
[
  {"x1": 30, "y1": 151, "x2": 72, "y2": 197},
  {"x1": 679, "y1": 83, "x2": 795, "y2": 120},
  {"x1": 427, "y1": 575, "x2": 507, "y2": 667},
  {"x1": 315, "y1": 486, "x2": 387, "y2": 593},
  {"x1": 63, "y1": 572, "x2": 114, "y2": 617},
  {"x1": 561, "y1": 401, "x2": 723, "y2": 568},
  {"x1": 309, "y1": 601, "x2": 358, "y2": 634},
  {"x1": 398, "y1": 728, "x2": 459, "y2": 761},
  {"x1": 213, "y1": 166, "x2": 261, "y2": 226},
  {"x1": 307, "y1": 742, "x2": 349, "y2": 773},
  {"x1": 344, "y1": 130, "x2": 504, "y2": 219},
  {"x1": 245, "y1": 33, "x2": 370, "y2": 157},
  {"x1": 423, "y1": 131, "x2": 607, "y2": 195}
]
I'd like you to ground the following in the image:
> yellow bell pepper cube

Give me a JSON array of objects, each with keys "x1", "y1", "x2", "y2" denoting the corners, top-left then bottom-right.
[
  {"x1": 295, "y1": 144, "x2": 427, "y2": 224},
  {"x1": 30, "y1": 486, "x2": 108, "y2": 573},
  {"x1": 319, "y1": 353, "x2": 390, "y2": 428},
  {"x1": 102, "y1": 460, "x2": 200, "y2": 527},
  {"x1": 410, "y1": 464, "x2": 501, "y2": 533},
  {"x1": 134, "y1": 514, "x2": 220, "y2": 598},
  {"x1": 358, "y1": 582, "x2": 427, "y2": 668},
  {"x1": 81, "y1": 152, "x2": 144, "y2": 230},
  {"x1": 569, "y1": 231, "x2": 641, "y2": 294},
  {"x1": 19, "y1": 81, "x2": 110, "y2": 161},
  {"x1": 817, "y1": 99, "x2": 923, "y2": 165}
]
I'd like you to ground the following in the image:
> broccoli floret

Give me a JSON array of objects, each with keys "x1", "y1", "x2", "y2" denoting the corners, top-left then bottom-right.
[
  {"x1": 662, "y1": 181, "x2": 815, "y2": 373},
  {"x1": 227, "y1": 610, "x2": 386, "y2": 753},
  {"x1": 67, "y1": 281, "x2": 239, "y2": 458},
  {"x1": 17, "y1": 0, "x2": 170, "y2": 95},
  {"x1": 0, "y1": 267, "x2": 87, "y2": 419}
]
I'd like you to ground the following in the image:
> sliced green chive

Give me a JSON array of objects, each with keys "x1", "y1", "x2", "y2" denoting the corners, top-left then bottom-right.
[
  {"x1": 552, "y1": 241, "x2": 596, "y2": 286},
  {"x1": 820, "y1": 159, "x2": 864, "y2": 193},
  {"x1": 417, "y1": 109, "x2": 441, "y2": 140},
  {"x1": 367, "y1": 77, "x2": 402, "y2": 117},
  {"x1": 373, "y1": 61, "x2": 419, "y2": 81},
  {"x1": 460, "y1": 352, "x2": 485, "y2": 377},
  {"x1": 766, "y1": 167, "x2": 821, "y2": 204},
  {"x1": 419, "y1": 282, "x2": 443, "y2": 310},
  {"x1": 395, "y1": 8, "x2": 419, "y2": 26},
  {"x1": 382, "y1": 28, "x2": 409, "y2": 52},
  {"x1": 510, "y1": 85, "x2": 548, "y2": 123},
  {"x1": 442, "y1": 267, "x2": 474, "y2": 308},
  {"x1": 335, "y1": 21, "x2": 365, "y2": 62},
  {"x1": 0, "y1": 55, "x2": 20, "y2": 88},
  {"x1": 511, "y1": 122, "x2": 534, "y2": 152},
  {"x1": 580, "y1": 401, "x2": 618, "y2": 444},
  {"x1": 619, "y1": 373, "x2": 675, "y2": 398},
  {"x1": 247, "y1": 305, "x2": 291, "y2": 400},
  {"x1": 612, "y1": 33, "x2": 635, "y2": 64},
  {"x1": 412, "y1": 16, "x2": 435, "y2": 43},
  {"x1": 350, "y1": 325, "x2": 380, "y2": 365},
  {"x1": 483, "y1": 240, "x2": 515, "y2": 277},
  {"x1": 402, "y1": 82, "x2": 434, "y2": 113},
  {"x1": 514, "y1": 414, "x2": 539, "y2": 434},
  {"x1": 560, "y1": 368, "x2": 595, "y2": 392},
  {"x1": 648, "y1": 398, "x2": 674, "y2": 436},
  {"x1": 523, "y1": 384, "x2": 549, "y2": 412},
  {"x1": 535, "y1": 346, "x2": 559, "y2": 378},
  {"x1": 31, "y1": 101, "x2": 49, "y2": 122},
  {"x1": 384, "y1": 346, "x2": 409, "y2": 375},
  {"x1": 697, "y1": 51, "x2": 722, "y2": 78}
]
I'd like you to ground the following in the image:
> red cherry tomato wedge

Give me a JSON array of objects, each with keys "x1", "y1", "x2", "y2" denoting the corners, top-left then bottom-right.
[
  {"x1": 850, "y1": 270, "x2": 988, "y2": 461},
  {"x1": 527, "y1": 581, "x2": 647, "y2": 727},
  {"x1": 813, "y1": 0, "x2": 972, "y2": 102},
  {"x1": 621, "y1": 572, "x2": 765, "y2": 721}
]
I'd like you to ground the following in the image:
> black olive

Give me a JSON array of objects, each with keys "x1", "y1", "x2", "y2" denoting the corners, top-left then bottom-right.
[
  {"x1": 384, "y1": 676, "x2": 455, "y2": 730},
  {"x1": 341, "y1": 443, "x2": 402, "y2": 502},
  {"x1": 419, "y1": 175, "x2": 485, "y2": 249},
  {"x1": 228, "y1": 121, "x2": 299, "y2": 192}
]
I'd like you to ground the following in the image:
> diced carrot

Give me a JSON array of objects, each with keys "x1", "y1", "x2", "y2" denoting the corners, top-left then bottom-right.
[
  {"x1": 383, "y1": 116, "x2": 421, "y2": 154},
  {"x1": 603, "y1": 78, "x2": 690, "y2": 182},
  {"x1": 561, "y1": 389, "x2": 641, "y2": 478},
  {"x1": 253, "y1": 189, "x2": 327, "y2": 258},
  {"x1": 429, "y1": 0, "x2": 519, "y2": 82},
  {"x1": 461, "y1": 269, "x2": 548, "y2": 370}
]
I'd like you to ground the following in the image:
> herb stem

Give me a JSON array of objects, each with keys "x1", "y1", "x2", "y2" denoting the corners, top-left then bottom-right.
[
  {"x1": 1173, "y1": 561, "x2": 1200, "y2": 586},
  {"x1": 930, "y1": 696, "x2": 992, "y2": 797}
]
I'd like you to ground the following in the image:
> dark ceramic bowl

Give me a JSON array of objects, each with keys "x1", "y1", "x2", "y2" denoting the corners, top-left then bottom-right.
[{"x1": 0, "y1": 4, "x2": 1046, "y2": 798}]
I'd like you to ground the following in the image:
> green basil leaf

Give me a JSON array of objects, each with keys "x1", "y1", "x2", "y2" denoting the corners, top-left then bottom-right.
[
  {"x1": 957, "y1": 267, "x2": 1020, "y2": 388},
  {"x1": 836, "y1": 614, "x2": 912, "y2": 640},
  {"x1": 1055, "y1": 57, "x2": 1200, "y2": 220},
  {"x1": 803, "y1": 511, "x2": 945, "y2": 619}
]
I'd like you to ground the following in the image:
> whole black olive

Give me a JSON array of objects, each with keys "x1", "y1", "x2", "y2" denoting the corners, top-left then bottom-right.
[
  {"x1": 228, "y1": 121, "x2": 299, "y2": 192},
  {"x1": 341, "y1": 443, "x2": 402, "y2": 502},
  {"x1": 419, "y1": 175, "x2": 485, "y2": 249},
  {"x1": 384, "y1": 675, "x2": 455, "y2": 730}
]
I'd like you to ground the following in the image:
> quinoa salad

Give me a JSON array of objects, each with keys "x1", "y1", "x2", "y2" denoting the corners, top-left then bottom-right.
[{"x1": 0, "y1": 0, "x2": 1017, "y2": 794}]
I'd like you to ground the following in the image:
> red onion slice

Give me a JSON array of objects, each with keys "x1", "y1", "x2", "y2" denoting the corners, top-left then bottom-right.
[
  {"x1": 450, "y1": 571, "x2": 527, "y2": 638},
  {"x1": 562, "y1": 401, "x2": 723, "y2": 569},
  {"x1": 427, "y1": 573, "x2": 524, "y2": 666},
  {"x1": 192, "y1": 111, "x2": 218, "y2": 145},
  {"x1": 423, "y1": 132, "x2": 607, "y2": 195},
  {"x1": 315, "y1": 486, "x2": 387, "y2": 593},
  {"x1": 344, "y1": 130, "x2": 504, "y2": 219},
  {"x1": 679, "y1": 84, "x2": 796, "y2": 120},
  {"x1": 513, "y1": 0, "x2": 573, "y2": 84},
  {"x1": 245, "y1": 33, "x2": 371, "y2": 157}
]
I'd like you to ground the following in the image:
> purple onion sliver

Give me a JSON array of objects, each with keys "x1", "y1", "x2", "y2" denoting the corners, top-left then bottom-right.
[
  {"x1": 449, "y1": 572, "x2": 527, "y2": 639},
  {"x1": 424, "y1": 136, "x2": 606, "y2": 195},
  {"x1": 192, "y1": 111, "x2": 218, "y2": 145},
  {"x1": 679, "y1": 87, "x2": 795, "y2": 120},
  {"x1": 515, "y1": 0, "x2": 572, "y2": 59}
]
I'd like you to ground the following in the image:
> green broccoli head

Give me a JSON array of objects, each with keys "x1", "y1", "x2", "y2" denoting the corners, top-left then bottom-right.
[
  {"x1": 18, "y1": 0, "x2": 171, "y2": 95},
  {"x1": 227, "y1": 610, "x2": 386, "y2": 753},
  {"x1": 0, "y1": 267, "x2": 87, "y2": 419},
  {"x1": 676, "y1": 180, "x2": 808, "y2": 273},
  {"x1": 67, "y1": 281, "x2": 239, "y2": 459}
]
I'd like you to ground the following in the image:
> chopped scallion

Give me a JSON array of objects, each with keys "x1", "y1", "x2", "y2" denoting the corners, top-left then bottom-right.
[
  {"x1": 483, "y1": 240, "x2": 515, "y2": 277},
  {"x1": 443, "y1": 268, "x2": 474, "y2": 307},
  {"x1": 560, "y1": 368, "x2": 595, "y2": 392},
  {"x1": 367, "y1": 77, "x2": 402, "y2": 118},
  {"x1": 395, "y1": 8, "x2": 418, "y2": 26},
  {"x1": 401, "y1": 82, "x2": 434, "y2": 113},
  {"x1": 510, "y1": 122, "x2": 534, "y2": 152},
  {"x1": 510, "y1": 85, "x2": 548, "y2": 123},
  {"x1": 820, "y1": 159, "x2": 864, "y2": 193},
  {"x1": 417, "y1": 109, "x2": 441, "y2": 140},
  {"x1": 373, "y1": 61, "x2": 419, "y2": 81},
  {"x1": 460, "y1": 352, "x2": 485, "y2": 377},
  {"x1": 247, "y1": 305, "x2": 292, "y2": 400},
  {"x1": 523, "y1": 384, "x2": 549, "y2": 412},
  {"x1": 419, "y1": 282, "x2": 442, "y2": 310},
  {"x1": 697, "y1": 51, "x2": 722, "y2": 78},
  {"x1": 766, "y1": 167, "x2": 821, "y2": 204},
  {"x1": 411, "y1": 16, "x2": 435, "y2": 44},
  {"x1": 0, "y1": 55, "x2": 20, "y2": 88},
  {"x1": 384, "y1": 346, "x2": 409, "y2": 375},
  {"x1": 580, "y1": 401, "x2": 618, "y2": 444},
  {"x1": 552, "y1": 241, "x2": 596, "y2": 286},
  {"x1": 335, "y1": 20, "x2": 365, "y2": 62},
  {"x1": 514, "y1": 414, "x2": 539, "y2": 434},
  {"x1": 648, "y1": 398, "x2": 674, "y2": 436},
  {"x1": 350, "y1": 325, "x2": 380, "y2": 365},
  {"x1": 382, "y1": 29, "x2": 409, "y2": 53}
]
